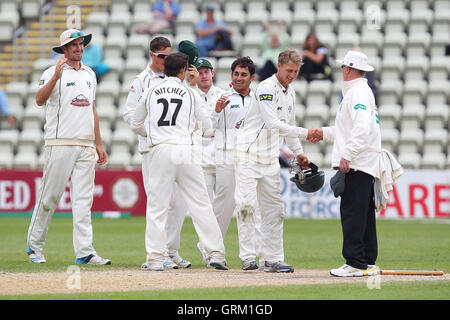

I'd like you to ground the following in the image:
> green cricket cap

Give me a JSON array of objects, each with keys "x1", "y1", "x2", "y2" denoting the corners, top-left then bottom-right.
[
  {"x1": 178, "y1": 40, "x2": 199, "y2": 66},
  {"x1": 195, "y1": 58, "x2": 213, "y2": 69}
]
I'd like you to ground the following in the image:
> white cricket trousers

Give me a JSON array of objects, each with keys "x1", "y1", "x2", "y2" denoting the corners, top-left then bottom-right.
[
  {"x1": 144, "y1": 144, "x2": 226, "y2": 263},
  {"x1": 27, "y1": 146, "x2": 97, "y2": 259},
  {"x1": 141, "y1": 152, "x2": 187, "y2": 258},
  {"x1": 234, "y1": 158, "x2": 285, "y2": 263},
  {"x1": 213, "y1": 163, "x2": 236, "y2": 238}
]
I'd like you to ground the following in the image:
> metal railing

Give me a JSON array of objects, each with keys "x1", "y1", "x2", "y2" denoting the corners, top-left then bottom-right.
[
  {"x1": 12, "y1": 26, "x2": 27, "y2": 83},
  {"x1": 40, "y1": 2, "x2": 54, "y2": 59}
]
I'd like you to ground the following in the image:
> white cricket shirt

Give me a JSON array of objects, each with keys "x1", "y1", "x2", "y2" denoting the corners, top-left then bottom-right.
[
  {"x1": 235, "y1": 74, "x2": 308, "y2": 164},
  {"x1": 131, "y1": 76, "x2": 213, "y2": 146},
  {"x1": 196, "y1": 84, "x2": 226, "y2": 171},
  {"x1": 123, "y1": 65, "x2": 165, "y2": 153},
  {"x1": 37, "y1": 62, "x2": 97, "y2": 147}
]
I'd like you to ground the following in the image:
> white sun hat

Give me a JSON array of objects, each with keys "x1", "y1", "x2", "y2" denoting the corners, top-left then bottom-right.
[
  {"x1": 52, "y1": 29, "x2": 92, "y2": 54},
  {"x1": 336, "y1": 50, "x2": 374, "y2": 72}
]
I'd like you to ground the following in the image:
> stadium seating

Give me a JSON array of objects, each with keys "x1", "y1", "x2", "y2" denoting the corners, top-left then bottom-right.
[{"x1": 0, "y1": 0, "x2": 448, "y2": 170}]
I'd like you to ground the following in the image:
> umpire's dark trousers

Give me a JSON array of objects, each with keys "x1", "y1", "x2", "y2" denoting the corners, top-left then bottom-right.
[{"x1": 340, "y1": 169, "x2": 378, "y2": 270}]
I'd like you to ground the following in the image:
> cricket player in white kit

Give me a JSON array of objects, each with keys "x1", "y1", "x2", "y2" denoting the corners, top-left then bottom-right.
[
  {"x1": 194, "y1": 58, "x2": 226, "y2": 202},
  {"x1": 213, "y1": 57, "x2": 264, "y2": 270},
  {"x1": 131, "y1": 52, "x2": 228, "y2": 271},
  {"x1": 234, "y1": 50, "x2": 311, "y2": 273},
  {"x1": 26, "y1": 29, "x2": 110, "y2": 265},
  {"x1": 123, "y1": 37, "x2": 191, "y2": 269}
]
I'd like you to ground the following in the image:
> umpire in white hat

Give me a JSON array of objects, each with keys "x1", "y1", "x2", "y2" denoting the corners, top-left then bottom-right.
[{"x1": 308, "y1": 50, "x2": 381, "y2": 277}]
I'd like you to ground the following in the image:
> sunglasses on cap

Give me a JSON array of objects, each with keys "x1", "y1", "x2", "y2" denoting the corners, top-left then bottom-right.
[
  {"x1": 70, "y1": 32, "x2": 84, "y2": 38},
  {"x1": 152, "y1": 52, "x2": 168, "y2": 59}
]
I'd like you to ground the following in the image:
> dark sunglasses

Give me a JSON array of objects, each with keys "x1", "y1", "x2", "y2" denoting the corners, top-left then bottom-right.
[{"x1": 152, "y1": 52, "x2": 168, "y2": 59}]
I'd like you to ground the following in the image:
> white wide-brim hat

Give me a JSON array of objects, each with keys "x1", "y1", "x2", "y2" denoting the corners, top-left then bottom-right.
[
  {"x1": 336, "y1": 50, "x2": 374, "y2": 72},
  {"x1": 52, "y1": 29, "x2": 92, "y2": 54}
]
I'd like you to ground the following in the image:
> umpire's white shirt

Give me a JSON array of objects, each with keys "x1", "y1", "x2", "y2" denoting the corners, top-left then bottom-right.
[
  {"x1": 123, "y1": 65, "x2": 165, "y2": 153},
  {"x1": 235, "y1": 74, "x2": 308, "y2": 164},
  {"x1": 37, "y1": 62, "x2": 97, "y2": 147},
  {"x1": 322, "y1": 77, "x2": 381, "y2": 178},
  {"x1": 131, "y1": 76, "x2": 212, "y2": 146}
]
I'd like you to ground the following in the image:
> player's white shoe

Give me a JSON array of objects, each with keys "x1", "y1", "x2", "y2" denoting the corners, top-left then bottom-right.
[
  {"x1": 75, "y1": 254, "x2": 111, "y2": 265},
  {"x1": 209, "y1": 260, "x2": 229, "y2": 270},
  {"x1": 367, "y1": 265, "x2": 379, "y2": 276},
  {"x1": 264, "y1": 261, "x2": 294, "y2": 273},
  {"x1": 163, "y1": 260, "x2": 179, "y2": 269},
  {"x1": 241, "y1": 258, "x2": 258, "y2": 270},
  {"x1": 170, "y1": 255, "x2": 191, "y2": 268},
  {"x1": 27, "y1": 248, "x2": 46, "y2": 264},
  {"x1": 330, "y1": 264, "x2": 368, "y2": 277},
  {"x1": 141, "y1": 262, "x2": 163, "y2": 271}
]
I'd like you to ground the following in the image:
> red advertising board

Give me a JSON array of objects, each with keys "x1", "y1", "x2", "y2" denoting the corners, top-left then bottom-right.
[{"x1": 0, "y1": 170, "x2": 147, "y2": 215}]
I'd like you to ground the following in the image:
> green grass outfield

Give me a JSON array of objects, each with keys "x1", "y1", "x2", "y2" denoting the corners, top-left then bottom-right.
[{"x1": 0, "y1": 216, "x2": 449, "y2": 300}]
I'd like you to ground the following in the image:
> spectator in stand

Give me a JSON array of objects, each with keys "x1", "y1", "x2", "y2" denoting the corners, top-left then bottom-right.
[
  {"x1": 81, "y1": 42, "x2": 110, "y2": 82},
  {"x1": 195, "y1": 4, "x2": 233, "y2": 57},
  {"x1": 134, "y1": 0, "x2": 180, "y2": 35},
  {"x1": 0, "y1": 89, "x2": 16, "y2": 129},
  {"x1": 257, "y1": 21, "x2": 289, "y2": 81},
  {"x1": 298, "y1": 32, "x2": 333, "y2": 82}
]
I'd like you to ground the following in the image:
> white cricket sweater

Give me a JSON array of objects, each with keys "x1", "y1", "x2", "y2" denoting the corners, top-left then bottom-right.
[
  {"x1": 37, "y1": 63, "x2": 97, "y2": 148},
  {"x1": 235, "y1": 74, "x2": 308, "y2": 164},
  {"x1": 322, "y1": 77, "x2": 382, "y2": 178}
]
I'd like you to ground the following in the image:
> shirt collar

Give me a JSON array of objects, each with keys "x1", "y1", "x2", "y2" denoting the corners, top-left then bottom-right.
[
  {"x1": 166, "y1": 76, "x2": 182, "y2": 83},
  {"x1": 63, "y1": 61, "x2": 87, "y2": 71},
  {"x1": 229, "y1": 86, "x2": 253, "y2": 97},
  {"x1": 273, "y1": 74, "x2": 289, "y2": 94},
  {"x1": 148, "y1": 65, "x2": 165, "y2": 79},
  {"x1": 342, "y1": 77, "x2": 367, "y2": 96}
]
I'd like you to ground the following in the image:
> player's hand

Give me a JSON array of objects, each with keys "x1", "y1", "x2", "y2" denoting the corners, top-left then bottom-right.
[
  {"x1": 339, "y1": 158, "x2": 350, "y2": 173},
  {"x1": 297, "y1": 154, "x2": 309, "y2": 169},
  {"x1": 187, "y1": 64, "x2": 199, "y2": 86},
  {"x1": 96, "y1": 145, "x2": 108, "y2": 166},
  {"x1": 52, "y1": 58, "x2": 67, "y2": 81},
  {"x1": 307, "y1": 128, "x2": 323, "y2": 143},
  {"x1": 215, "y1": 96, "x2": 230, "y2": 113}
]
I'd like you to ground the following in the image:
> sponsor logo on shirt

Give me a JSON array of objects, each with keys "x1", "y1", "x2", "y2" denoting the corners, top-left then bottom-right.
[
  {"x1": 230, "y1": 104, "x2": 240, "y2": 109},
  {"x1": 354, "y1": 104, "x2": 367, "y2": 110},
  {"x1": 277, "y1": 106, "x2": 282, "y2": 111},
  {"x1": 66, "y1": 82, "x2": 76, "y2": 87},
  {"x1": 39, "y1": 79, "x2": 45, "y2": 86},
  {"x1": 259, "y1": 94, "x2": 273, "y2": 101},
  {"x1": 86, "y1": 81, "x2": 91, "y2": 88},
  {"x1": 71, "y1": 94, "x2": 90, "y2": 107}
]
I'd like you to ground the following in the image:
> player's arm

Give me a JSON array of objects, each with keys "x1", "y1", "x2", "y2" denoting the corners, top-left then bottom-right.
[
  {"x1": 130, "y1": 89, "x2": 148, "y2": 137},
  {"x1": 36, "y1": 58, "x2": 67, "y2": 106},
  {"x1": 123, "y1": 78, "x2": 143, "y2": 125},
  {"x1": 92, "y1": 101, "x2": 107, "y2": 165},
  {"x1": 285, "y1": 101, "x2": 304, "y2": 158}
]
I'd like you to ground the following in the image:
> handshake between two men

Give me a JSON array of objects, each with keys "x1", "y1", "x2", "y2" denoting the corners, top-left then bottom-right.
[{"x1": 305, "y1": 127, "x2": 351, "y2": 174}]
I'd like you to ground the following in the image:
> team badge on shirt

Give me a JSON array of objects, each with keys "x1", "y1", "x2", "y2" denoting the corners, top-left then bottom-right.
[
  {"x1": 71, "y1": 94, "x2": 90, "y2": 107},
  {"x1": 86, "y1": 81, "x2": 91, "y2": 88},
  {"x1": 235, "y1": 118, "x2": 244, "y2": 129},
  {"x1": 259, "y1": 94, "x2": 273, "y2": 101}
]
